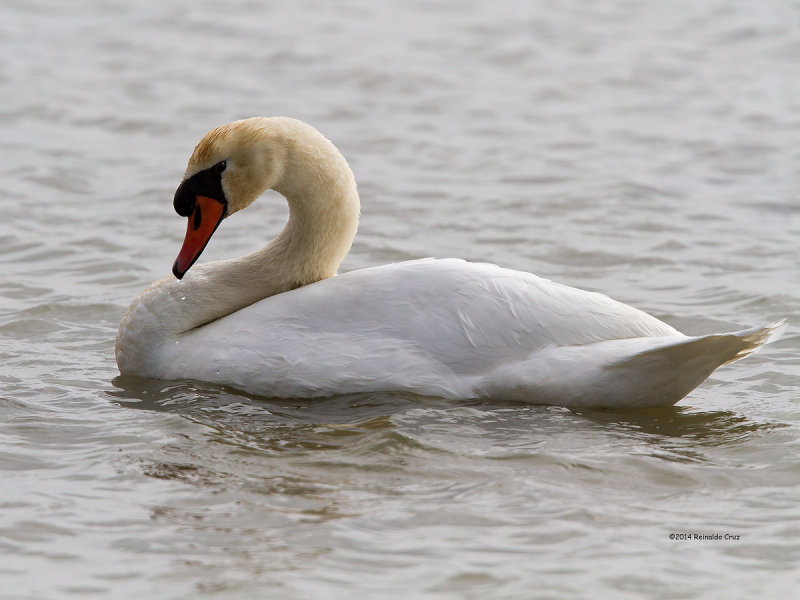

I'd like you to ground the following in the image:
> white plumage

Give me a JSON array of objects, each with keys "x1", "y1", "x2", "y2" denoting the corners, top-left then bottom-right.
[{"x1": 116, "y1": 118, "x2": 784, "y2": 407}]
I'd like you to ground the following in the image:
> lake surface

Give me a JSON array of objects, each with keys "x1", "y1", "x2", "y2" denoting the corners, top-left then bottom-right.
[{"x1": 1, "y1": 1, "x2": 798, "y2": 598}]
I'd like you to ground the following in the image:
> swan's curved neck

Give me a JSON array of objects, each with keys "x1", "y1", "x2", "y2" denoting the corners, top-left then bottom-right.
[
  {"x1": 117, "y1": 123, "x2": 360, "y2": 371},
  {"x1": 181, "y1": 133, "x2": 360, "y2": 330}
]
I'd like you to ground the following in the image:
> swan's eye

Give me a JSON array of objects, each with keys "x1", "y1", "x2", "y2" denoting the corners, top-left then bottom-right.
[{"x1": 215, "y1": 160, "x2": 227, "y2": 174}]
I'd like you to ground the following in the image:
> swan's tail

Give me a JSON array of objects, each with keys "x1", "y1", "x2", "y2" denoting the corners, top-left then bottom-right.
[
  {"x1": 491, "y1": 320, "x2": 786, "y2": 408},
  {"x1": 714, "y1": 320, "x2": 787, "y2": 365},
  {"x1": 600, "y1": 319, "x2": 787, "y2": 407}
]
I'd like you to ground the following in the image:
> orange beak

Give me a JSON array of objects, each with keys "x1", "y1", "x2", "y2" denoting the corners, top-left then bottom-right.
[{"x1": 172, "y1": 195, "x2": 226, "y2": 279}]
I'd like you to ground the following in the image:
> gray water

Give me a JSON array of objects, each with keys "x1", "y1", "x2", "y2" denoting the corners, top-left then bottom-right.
[{"x1": 1, "y1": 1, "x2": 799, "y2": 598}]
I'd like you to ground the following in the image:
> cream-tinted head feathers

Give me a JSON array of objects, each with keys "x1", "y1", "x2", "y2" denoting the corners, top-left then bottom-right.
[
  {"x1": 183, "y1": 117, "x2": 358, "y2": 221},
  {"x1": 185, "y1": 117, "x2": 289, "y2": 216}
]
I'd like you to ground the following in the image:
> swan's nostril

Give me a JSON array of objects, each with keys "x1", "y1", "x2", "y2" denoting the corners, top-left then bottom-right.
[{"x1": 193, "y1": 204, "x2": 202, "y2": 230}]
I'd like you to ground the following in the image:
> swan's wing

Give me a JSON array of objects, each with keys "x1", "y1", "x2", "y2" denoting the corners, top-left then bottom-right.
[
  {"x1": 165, "y1": 259, "x2": 678, "y2": 391},
  {"x1": 325, "y1": 258, "x2": 681, "y2": 348}
]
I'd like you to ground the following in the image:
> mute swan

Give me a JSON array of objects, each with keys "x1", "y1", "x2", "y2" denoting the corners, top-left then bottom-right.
[{"x1": 115, "y1": 117, "x2": 785, "y2": 407}]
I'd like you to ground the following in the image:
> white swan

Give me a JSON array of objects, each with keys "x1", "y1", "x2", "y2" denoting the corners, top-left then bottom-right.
[{"x1": 115, "y1": 117, "x2": 785, "y2": 408}]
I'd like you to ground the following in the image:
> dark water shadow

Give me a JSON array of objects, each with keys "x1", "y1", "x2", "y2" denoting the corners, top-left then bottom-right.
[
  {"x1": 108, "y1": 374, "x2": 452, "y2": 455},
  {"x1": 110, "y1": 376, "x2": 787, "y2": 443},
  {"x1": 571, "y1": 405, "x2": 788, "y2": 447},
  {"x1": 109, "y1": 374, "x2": 447, "y2": 419},
  {"x1": 109, "y1": 375, "x2": 789, "y2": 460}
]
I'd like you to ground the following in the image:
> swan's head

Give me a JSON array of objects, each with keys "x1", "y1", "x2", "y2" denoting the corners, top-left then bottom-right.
[
  {"x1": 170, "y1": 117, "x2": 359, "y2": 281},
  {"x1": 171, "y1": 118, "x2": 289, "y2": 279}
]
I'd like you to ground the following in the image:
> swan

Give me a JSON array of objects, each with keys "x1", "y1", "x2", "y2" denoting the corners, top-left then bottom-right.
[{"x1": 115, "y1": 117, "x2": 785, "y2": 408}]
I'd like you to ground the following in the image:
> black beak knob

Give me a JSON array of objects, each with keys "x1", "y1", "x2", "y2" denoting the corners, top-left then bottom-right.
[{"x1": 173, "y1": 180, "x2": 195, "y2": 217}]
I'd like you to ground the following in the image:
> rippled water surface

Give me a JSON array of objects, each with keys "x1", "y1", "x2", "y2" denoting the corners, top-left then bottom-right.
[{"x1": 1, "y1": 1, "x2": 799, "y2": 598}]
